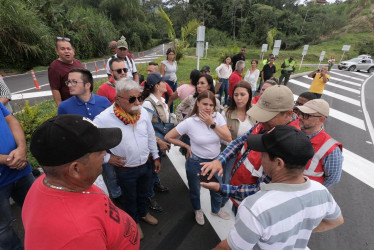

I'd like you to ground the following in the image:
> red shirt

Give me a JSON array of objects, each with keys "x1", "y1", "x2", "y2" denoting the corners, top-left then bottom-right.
[
  {"x1": 97, "y1": 78, "x2": 116, "y2": 104},
  {"x1": 229, "y1": 71, "x2": 242, "y2": 98},
  {"x1": 22, "y1": 175, "x2": 140, "y2": 250},
  {"x1": 251, "y1": 95, "x2": 260, "y2": 104},
  {"x1": 48, "y1": 59, "x2": 83, "y2": 101}
]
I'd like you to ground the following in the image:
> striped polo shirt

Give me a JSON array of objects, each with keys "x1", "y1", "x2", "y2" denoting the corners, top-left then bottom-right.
[{"x1": 228, "y1": 178, "x2": 341, "y2": 250}]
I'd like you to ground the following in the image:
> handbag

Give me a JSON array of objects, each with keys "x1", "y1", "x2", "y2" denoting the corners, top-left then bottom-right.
[{"x1": 144, "y1": 100, "x2": 175, "y2": 142}]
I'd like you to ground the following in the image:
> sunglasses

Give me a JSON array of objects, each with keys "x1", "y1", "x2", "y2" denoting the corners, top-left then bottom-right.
[
  {"x1": 294, "y1": 109, "x2": 322, "y2": 120},
  {"x1": 114, "y1": 68, "x2": 128, "y2": 74},
  {"x1": 118, "y1": 95, "x2": 143, "y2": 104},
  {"x1": 56, "y1": 37, "x2": 71, "y2": 42},
  {"x1": 294, "y1": 101, "x2": 304, "y2": 106}
]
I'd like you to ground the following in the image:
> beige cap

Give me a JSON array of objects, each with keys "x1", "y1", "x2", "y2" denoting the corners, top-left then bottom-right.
[
  {"x1": 248, "y1": 85, "x2": 294, "y2": 122},
  {"x1": 296, "y1": 99, "x2": 330, "y2": 117},
  {"x1": 117, "y1": 36, "x2": 128, "y2": 49}
]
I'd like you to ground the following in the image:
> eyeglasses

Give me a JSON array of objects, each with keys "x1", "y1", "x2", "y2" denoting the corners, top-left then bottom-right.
[
  {"x1": 65, "y1": 80, "x2": 84, "y2": 86},
  {"x1": 114, "y1": 68, "x2": 128, "y2": 74},
  {"x1": 294, "y1": 101, "x2": 304, "y2": 106},
  {"x1": 118, "y1": 95, "x2": 143, "y2": 104},
  {"x1": 294, "y1": 109, "x2": 322, "y2": 120},
  {"x1": 56, "y1": 37, "x2": 70, "y2": 42}
]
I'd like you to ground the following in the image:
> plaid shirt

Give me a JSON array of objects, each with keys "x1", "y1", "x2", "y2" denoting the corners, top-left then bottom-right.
[{"x1": 307, "y1": 128, "x2": 343, "y2": 187}]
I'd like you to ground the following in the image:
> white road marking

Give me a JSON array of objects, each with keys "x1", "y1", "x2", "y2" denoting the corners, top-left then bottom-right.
[
  {"x1": 330, "y1": 71, "x2": 364, "y2": 81},
  {"x1": 360, "y1": 74, "x2": 374, "y2": 145},
  {"x1": 12, "y1": 91, "x2": 52, "y2": 100},
  {"x1": 302, "y1": 76, "x2": 360, "y2": 94},
  {"x1": 351, "y1": 71, "x2": 371, "y2": 77},
  {"x1": 327, "y1": 76, "x2": 361, "y2": 87},
  {"x1": 166, "y1": 145, "x2": 235, "y2": 241},
  {"x1": 293, "y1": 94, "x2": 366, "y2": 130},
  {"x1": 289, "y1": 79, "x2": 361, "y2": 106},
  {"x1": 343, "y1": 148, "x2": 374, "y2": 189},
  {"x1": 12, "y1": 84, "x2": 50, "y2": 94}
]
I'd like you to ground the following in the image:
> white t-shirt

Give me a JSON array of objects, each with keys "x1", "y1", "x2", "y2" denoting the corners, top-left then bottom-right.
[
  {"x1": 237, "y1": 117, "x2": 253, "y2": 137},
  {"x1": 244, "y1": 69, "x2": 260, "y2": 92},
  {"x1": 176, "y1": 113, "x2": 226, "y2": 159}
]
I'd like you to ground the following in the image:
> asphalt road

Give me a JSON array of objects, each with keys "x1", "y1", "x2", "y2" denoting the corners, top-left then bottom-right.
[{"x1": 6, "y1": 63, "x2": 374, "y2": 249}]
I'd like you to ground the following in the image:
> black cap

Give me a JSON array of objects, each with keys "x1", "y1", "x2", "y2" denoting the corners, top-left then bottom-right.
[
  {"x1": 30, "y1": 114, "x2": 122, "y2": 166},
  {"x1": 145, "y1": 72, "x2": 170, "y2": 89},
  {"x1": 201, "y1": 65, "x2": 210, "y2": 72},
  {"x1": 246, "y1": 125, "x2": 314, "y2": 166}
]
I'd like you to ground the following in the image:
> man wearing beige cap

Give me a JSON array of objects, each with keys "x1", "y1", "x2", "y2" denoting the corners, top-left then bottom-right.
[
  {"x1": 295, "y1": 99, "x2": 343, "y2": 187},
  {"x1": 200, "y1": 85, "x2": 300, "y2": 212},
  {"x1": 106, "y1": 36, "x2": 139, "y2": 82}
]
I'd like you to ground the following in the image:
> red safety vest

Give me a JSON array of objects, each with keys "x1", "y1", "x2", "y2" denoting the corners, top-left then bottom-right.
[
  {"x1": 229, "y1": 118, "x2": 300, "y2": 207},
  {"x1": 303, "y1": 130, "x2": 342, "y2": 183}
]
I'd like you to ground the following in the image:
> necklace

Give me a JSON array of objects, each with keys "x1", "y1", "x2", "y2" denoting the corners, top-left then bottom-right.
[
  {"x1": 43, "y1": 178, "x2": 105, "y2": 195},
  {"x1": 113, "y1": 103, "x2": 140, "y2": 126}
]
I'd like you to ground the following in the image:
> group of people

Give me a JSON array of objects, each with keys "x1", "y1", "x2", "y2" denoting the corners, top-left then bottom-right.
[{"x1": 0, "y1": 37, "x2": 344, "y2": 250}]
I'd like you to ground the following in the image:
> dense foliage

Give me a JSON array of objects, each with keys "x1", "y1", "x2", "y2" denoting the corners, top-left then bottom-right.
[{"x1": 0, "y1": 0, "x2": 373, "y2": 70}]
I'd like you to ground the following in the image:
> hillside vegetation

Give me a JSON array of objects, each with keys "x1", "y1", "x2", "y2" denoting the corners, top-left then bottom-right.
[{"x1": 0, "y1": 0, "x2": 373, "y2": 72}]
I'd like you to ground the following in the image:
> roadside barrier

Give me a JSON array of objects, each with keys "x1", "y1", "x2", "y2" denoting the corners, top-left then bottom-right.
[{"x1": 30, "y1": 70, "x2": 41, "y2": 90}]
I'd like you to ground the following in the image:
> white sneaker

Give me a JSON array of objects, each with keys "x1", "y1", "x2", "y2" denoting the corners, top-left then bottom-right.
[
  {"x1": 195, "y1": 210, "x2": 205, "y2": 225},
  {"x1": 211, "y1": 210, "x2": 231, "y2": 220}
]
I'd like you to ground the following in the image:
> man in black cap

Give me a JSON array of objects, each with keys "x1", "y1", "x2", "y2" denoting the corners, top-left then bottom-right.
[
  {"x1": 211, "y1": 126, "x2": 344, "y2": 250},
  {"x1": 22, "y1": 114, "x2": 140, "y2": 250}
]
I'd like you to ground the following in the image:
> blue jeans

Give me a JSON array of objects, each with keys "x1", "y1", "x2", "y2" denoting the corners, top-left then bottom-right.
[
  {"x1": 102, "y1": 163, "x2": 122, "y2": 199},
  {"x1": 257, "y1": 80, "x2": 264, "y2": 92},
  {"x1": 185, "y1": 154, "x2": 222, "y2": 213},
  {"x1": 165, "y1": 80, "x2": 177, "y2": 113},
  {"x1": 115, "y1": 164, "x2": 152, "y2": 223},
  {"x1": 218, "y1": 78, "x2": 229, "y2": 106},
  {"x1": 221, "y1": 157, "x2": 236, "y2": 206},
  {"x1": 0, "y1": 173, "x2": 34, "y2": 250},
  {"x1": 146, "y1": 159, "x2": 161, "y2": 199}
]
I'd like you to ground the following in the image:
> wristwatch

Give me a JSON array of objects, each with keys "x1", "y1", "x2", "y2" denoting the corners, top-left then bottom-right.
[{"x1": 210, "y1": 123, "x2": 216, "y2": 129}]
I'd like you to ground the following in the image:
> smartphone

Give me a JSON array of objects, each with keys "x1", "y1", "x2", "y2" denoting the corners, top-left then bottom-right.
[{"x1": 198, "y1": 172, "x2": 219, "y2": 183}]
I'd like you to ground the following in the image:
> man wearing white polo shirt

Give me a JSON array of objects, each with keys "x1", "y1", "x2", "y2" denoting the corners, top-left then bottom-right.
[{"x1": 214, "y1": 126, "x2": 344, "y2": 250}]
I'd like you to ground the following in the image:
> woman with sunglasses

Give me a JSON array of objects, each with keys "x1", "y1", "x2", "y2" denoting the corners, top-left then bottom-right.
[
  {"x1": 142, "y1": 73, "x2": 173, "y2": 212},
  {"x1": 220, "y1": 81, "x2": 256, "y2": 206},
  {"x1": 165, "y1": 90, "x2": 232, "y2": 225}
]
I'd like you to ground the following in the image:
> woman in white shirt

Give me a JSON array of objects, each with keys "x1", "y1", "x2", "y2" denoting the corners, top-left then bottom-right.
[
  {"x1": 221, "y1": 81, "x2": 256, "y2": 206},
  {"x1": 215, "y1": 56, "x2": 232, "y2": 106},
  {"x1": 161, "y1": 48, "x2": 178, "y2": 112},
  {"x1": 165, "y1": 90, "x2": 232, "y2": 226},
  {"x1": 244, "y1": 59, "x2": 260, "y2": 95}
]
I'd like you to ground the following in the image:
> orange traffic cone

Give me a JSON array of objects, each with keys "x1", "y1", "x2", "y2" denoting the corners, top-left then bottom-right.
[
  {"x1": 30, "y1": 70, "x2": 41, "y2": 90},
  {"x1": 103, "y1": 59, "x2": 107, "y2": 70},
  {"x1": 94, "y1": 61, "x2": 98, "y2": 73}
]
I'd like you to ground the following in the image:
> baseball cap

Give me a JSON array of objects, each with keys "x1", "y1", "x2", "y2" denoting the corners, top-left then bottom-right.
[
  {"x1": 201, "y1": 65, "x2": 210, "y2": 72},
  {"x1": 296, "y1": 99, "x2": 329, "y2": 117},
  {"x1": 248, "y1": 85, "x2": 294, "y2": 122},
  {"x1": 145, "y1": 72, "x2": 170, "y2": 89},
  {"x1": 246, "y1": 125, "x2": 314, "y2": 166},
  {"x1": 117, "y1": 36, "x2": 128, "y2": 49},
  {"x1": 30, "y1": 114, "x2": 122, "y2": 166}
]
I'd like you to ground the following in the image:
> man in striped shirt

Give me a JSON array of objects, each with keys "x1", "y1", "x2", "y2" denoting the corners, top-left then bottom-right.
[
  {"x1": 0, "y1": 77, "x2": 12, "y2": 112},
  {"x1": 214, "y1": 126, "x2": 344, "y2": 250}
]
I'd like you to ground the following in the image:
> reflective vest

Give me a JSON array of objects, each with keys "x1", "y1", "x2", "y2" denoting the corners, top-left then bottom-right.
[
  {"x1": 229, "y1": 118, "x2": 300, "y2": 207},
  {"x1": 283, "y1": 59, "x2": 296, "y2": 72},
  {"x1": 303, "y1": 130, "x2": 342, "y2": 183}
]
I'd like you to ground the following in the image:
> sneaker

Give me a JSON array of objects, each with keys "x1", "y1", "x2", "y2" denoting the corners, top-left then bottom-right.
[
  {"x1": 195, "y1": 210, "x2": 205, "y2": 225},
  {"x1": 137, "y1": 223, "x2": 144, "y2": 240},
  {"x1": 141, "y1": 212, "x2": 158, "y2": 225},
  {"x1": 211, "y1": 210, "x2": 231, "y2": 220},
  {"x1": 148, "y1": 197, "x2": 163, "y2": 212}
]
